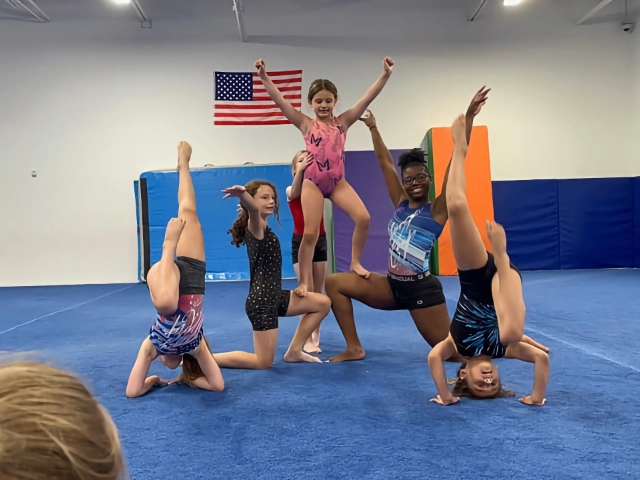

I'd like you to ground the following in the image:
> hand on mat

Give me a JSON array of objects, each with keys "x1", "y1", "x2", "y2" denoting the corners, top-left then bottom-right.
[
  {"x1": 222, "y1": 185, "x2": 247, "y2": 198},
  {"x1": 467, "y1": 86, "x2": 490, "y2": 117},
  {"x1": 297, "y1": 152, "x2": 314, "y2": 172},
  {"x1": 255, "y1": 59, "x2": 266, "y2": 76},
  {"x1": 154, "y1": 377, "x2": 169, "y2": 387},
  {"x1": 485, "y1": 220, "x2": 507, "y2": 256},
  {"x1": 383, "y1": 57, "x2": 394, "y2": 75},
  {"x1": 430, "y1": 395, "x2": 460, "y2": 406},
  {"x1": 519, "y1": 395, "x2": 546, "y2": 406},
  {"x1": 359, "y1": 109, "x2": 376, "y2": 128},
  {"x1": 451, "y1": 114, "x2": 467, "y2": 144}
]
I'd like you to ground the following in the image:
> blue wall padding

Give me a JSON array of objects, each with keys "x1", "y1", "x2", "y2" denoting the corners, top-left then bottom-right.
[
  {"x1": 558, "y1": 178, "x2": 634, "y2": 269},
  {"x1": 492, "y1": 180, "x2": 561, "y2": 271},
  {"x1": 140, "y1": 165, "x2": 295, "y2": 281},
  {"x1": 134, "y1": 180, "x2": 141, "y2": 279},
  {"x1": 634, "y1": 177, "x2": 640, "y2": 268}
]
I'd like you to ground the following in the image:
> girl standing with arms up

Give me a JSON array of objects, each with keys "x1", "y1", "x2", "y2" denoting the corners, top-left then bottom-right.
[
  {"x1": 287, "y1": 150, "x2": 327, "y2": 354},
  {"x1": 256, "y1": 57, "x2": 394, "y2": 296},
  {"x1": 213, "y1": 180, "x2": 331, "y2": 370},
  {"x1": 427, "y1": 115, "x2": 550, "y2": 406}
]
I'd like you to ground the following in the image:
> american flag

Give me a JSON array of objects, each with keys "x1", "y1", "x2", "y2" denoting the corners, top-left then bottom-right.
[{"x1": 214, "y1": 70, "x2": 302, "y2": 126}]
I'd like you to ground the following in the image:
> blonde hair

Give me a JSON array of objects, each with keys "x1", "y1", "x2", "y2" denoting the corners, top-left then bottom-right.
[
  {"x1": 0, "y1": 361, "x2": 125, "y2": 480},
  {"x1": 291, "y1": 150, "x2": 306, "y2": 176}
]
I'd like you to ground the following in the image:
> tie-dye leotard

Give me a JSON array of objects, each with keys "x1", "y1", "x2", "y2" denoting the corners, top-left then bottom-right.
[{"x1": 303, "y1": 119, "x2": 346, "y2": 198}]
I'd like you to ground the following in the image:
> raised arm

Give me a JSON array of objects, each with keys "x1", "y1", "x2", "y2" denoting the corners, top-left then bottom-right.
[
  {"x1": 431, "y1": 87, "x2": 491, "y2": 223},
  {"x1": 360, "y1": 111, "x2": 406, "y2": 207},
  {"x1": 428, "y1": 335, "x2": 460, "y2": 406},
  {"x1": 256, "y1": 59, "x2": 311, "y2": 133},
  {"x1": 505, "y1": 341, "x2": 550, "y2": 406},
  {"x1": 287, "y1": 152, "x2": 314, "y2": 200},
  {"x1": 223, "y1": 185, "x2": 263, "y2": 239},
  {"x1": 338, "y1": 57, "x2": 394, "y2": 129}
]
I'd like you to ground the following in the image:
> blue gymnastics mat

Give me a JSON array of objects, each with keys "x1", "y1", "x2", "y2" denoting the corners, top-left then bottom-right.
[{"x1": 136, "y1": 165, "x2": 296, "y2": 282}]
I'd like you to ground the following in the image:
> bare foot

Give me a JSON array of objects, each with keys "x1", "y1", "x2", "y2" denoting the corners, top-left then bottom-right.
[
  {"x1": 522, "y1": 335, "x2": 550, "y2": 353},
  {"x1": 283, "y1": 350, "x2": 322, "y2": 363},
  {"x1": 304, "y1": 341, "x2": 322, "y2": 354},
  {"x1": 177, "y1": 141, "x2": 192, "y2": 169},
  {"x1": 328, "y1": 348, "x2": 365, "y2": 362},
  {"x1": 351, "y1": 263, "x2": 370, "y2": 279},
  {"x1": 164, "y1": 218, "x2": 185, "y2": 245},
  {"x1": 486, "y1": 220, "x2": 507, "y2": 256},
  {"x1": 294, "y1": 283, "x2": 308, "y2": 297}
]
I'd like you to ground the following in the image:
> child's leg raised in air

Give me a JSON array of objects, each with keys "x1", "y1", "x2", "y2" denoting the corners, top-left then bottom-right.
[
  {"x1": 487, "y1": 221, "x2": 525, "y2": 345},
  {"x1": 283, "y1": 292, "x2": 331, "y2": 363},
  {"x1": 329, "y1": 179, "x2": 371, "y2": 278},
  {"x1": 174, "y1": 141, "x2": 205, "y2": 262},
  {"x1": 446, "y1": 115, "x2": 488, "y2": 271},
  {"x1": 296, "y1": 180, "x2": 325, "y2": 297},
  {"x1": 147, "y1": 219, "x2": 184, "y2": 315}
]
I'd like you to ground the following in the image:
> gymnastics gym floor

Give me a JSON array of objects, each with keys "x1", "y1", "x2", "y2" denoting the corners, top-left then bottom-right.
[{"x1": 1, "y1": 269, "x2": 639, "y2": 479}]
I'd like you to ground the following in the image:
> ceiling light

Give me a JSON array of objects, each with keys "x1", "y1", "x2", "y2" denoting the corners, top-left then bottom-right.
[
  {"x1": 113, "y1": 0, "x2": 131, "y2": 4},
  {"x1": 504, "y1": 0, "x2": 521, "y2": 5}
]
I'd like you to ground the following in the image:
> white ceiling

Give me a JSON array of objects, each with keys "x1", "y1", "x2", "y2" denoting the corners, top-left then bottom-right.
[{"x1": 2, "y1": 0, "x2": 639, "y2": 36}]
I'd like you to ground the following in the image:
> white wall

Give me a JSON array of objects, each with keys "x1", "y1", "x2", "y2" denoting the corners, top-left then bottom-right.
[{"x1": 0, "y1": 2, "x2": 636, "y2": 286}]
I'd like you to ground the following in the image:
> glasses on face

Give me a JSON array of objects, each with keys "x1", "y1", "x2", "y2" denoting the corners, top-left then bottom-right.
[{"x1": 403, "y1": 173, "x2": 429, "y2": 186}]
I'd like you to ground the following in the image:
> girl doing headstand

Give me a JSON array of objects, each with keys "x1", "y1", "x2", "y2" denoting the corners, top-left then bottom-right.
[
  {"x1": 427, "y1": 115, "x2": 550, "y2": 406},
  {"x1": 126, "y1": 141, "x2": 224, "y2": 398}
]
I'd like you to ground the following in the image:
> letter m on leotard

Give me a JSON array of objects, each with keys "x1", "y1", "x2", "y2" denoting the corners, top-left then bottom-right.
[
  {"x1": 316, "y1": 159, "x2": 330, "y2": 171},
  {"x1": 309, "y1": 134, "x2": 322, "y2": 147}
]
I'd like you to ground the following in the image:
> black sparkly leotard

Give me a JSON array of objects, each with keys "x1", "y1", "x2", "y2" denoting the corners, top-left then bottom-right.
[{"x1": 245, "y1": 225, "x2": 291, "y2": 331}]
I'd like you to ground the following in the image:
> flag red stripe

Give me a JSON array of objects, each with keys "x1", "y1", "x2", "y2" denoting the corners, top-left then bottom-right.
[
  {"x1": 214, "y1": 103, "x2": 299, "y2": 110},
  {"x1": 253, "y1": 86, "x2": 300, "y2": 93},
  {"x1": 252, "y1": 70, "x2": 302, "y2": 77},
  {"x1": 214, "y1": 111, "x2": 290, "y2": 118},
  {"x1": 214, "y1": 120, "x2": 292, "y2": 126},
  {"x1": 253, "y1": 78, "x2": 301, "y2": 86}
]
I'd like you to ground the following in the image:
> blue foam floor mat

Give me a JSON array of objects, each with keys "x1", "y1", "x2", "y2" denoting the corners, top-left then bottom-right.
[{"x1": 1, "y1": 270, "x2": 639, "y2": 479}]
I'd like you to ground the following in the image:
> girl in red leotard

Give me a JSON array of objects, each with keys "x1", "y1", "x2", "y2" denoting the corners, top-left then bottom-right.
[
  {"x1": 256, "y1": 57, "x2": 394, "y2": 297},
  {"x1": 287, "y1": 150, "x2": 328, "y2": 354}
]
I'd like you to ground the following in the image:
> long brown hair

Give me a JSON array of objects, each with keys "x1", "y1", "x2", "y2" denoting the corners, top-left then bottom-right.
[
  {"x1": 227, "y1": 180, "x2": 280, "y2": 247},
  {"x1": 308, "y1": 79, "x2": 338, "y2": 103},
  {"x1": 0, "y1": 361, "x2": 125, "y2": 480},
  {"x1": 449, "y1": 363, "x2": 515, "y2": 400},
  {"x1": 180, "y1": 335, "x2": 210, "y2": 387}
]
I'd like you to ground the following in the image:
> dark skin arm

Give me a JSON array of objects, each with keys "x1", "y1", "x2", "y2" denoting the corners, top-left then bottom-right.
[
  {"x1": 430, "y1": 87, "x2": 491, "y2": 224},
  {"x1": 360, "y1": 111, "x2": 407, "y2": 207}
]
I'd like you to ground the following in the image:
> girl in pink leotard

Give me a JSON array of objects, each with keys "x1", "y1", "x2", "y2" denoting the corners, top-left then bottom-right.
[{"x1": 256, "y1": 57, "x2": 394, "y2": 297}]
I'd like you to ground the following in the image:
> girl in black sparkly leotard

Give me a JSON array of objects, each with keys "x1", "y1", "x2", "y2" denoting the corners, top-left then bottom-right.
[{"x1": 213, "y1": 180, "x2": 331, "y2": 369}]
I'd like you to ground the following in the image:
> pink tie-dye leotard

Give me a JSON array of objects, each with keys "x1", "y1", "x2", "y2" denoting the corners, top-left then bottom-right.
[{"x1": 303, "y1": 118, "x2": 346, "y2": 198}]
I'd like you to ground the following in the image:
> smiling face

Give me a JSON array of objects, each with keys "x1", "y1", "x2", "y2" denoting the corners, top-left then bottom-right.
[
  {"x1": 308, "y1": 79, "x2": 338, "y2": 121},
  {"x1": 459, "y1": 357, "x2": 501, "y2": 398},
  {"x1": 401, "y1": 164, "x2": 431, "y2": 203},
  {"x1": 254, "y1": 184, "x2": 277, "y2": 218}
]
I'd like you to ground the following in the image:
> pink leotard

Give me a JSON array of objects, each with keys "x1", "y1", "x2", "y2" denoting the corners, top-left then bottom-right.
[{"x1": 303, "y1": 118, "x2": 346, "y2": 198}]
